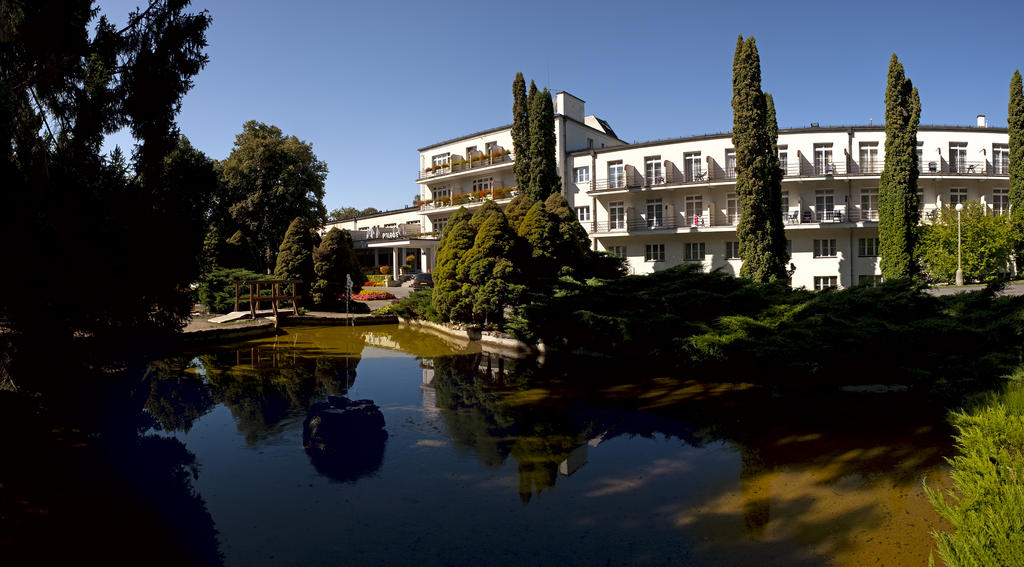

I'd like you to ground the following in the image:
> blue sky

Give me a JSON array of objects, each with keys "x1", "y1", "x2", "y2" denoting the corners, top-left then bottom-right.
[{"x1": 96, "y1": 0, "x2": 1024, "y2": 213}]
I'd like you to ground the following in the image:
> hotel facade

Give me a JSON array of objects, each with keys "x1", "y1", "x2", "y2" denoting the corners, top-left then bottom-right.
[{"x1": 327, "y1": 92, "x2": 1013, "y2": 289}]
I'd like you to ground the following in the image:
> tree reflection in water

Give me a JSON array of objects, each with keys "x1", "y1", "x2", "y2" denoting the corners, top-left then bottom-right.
[{"x1": 0, "y1": 361, "x2": 223, "y2": 566}]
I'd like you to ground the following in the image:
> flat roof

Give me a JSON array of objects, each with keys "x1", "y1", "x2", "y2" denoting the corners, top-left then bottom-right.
[{"x1": 567, "y1": 124, "x2": 1010, "y2": 157}]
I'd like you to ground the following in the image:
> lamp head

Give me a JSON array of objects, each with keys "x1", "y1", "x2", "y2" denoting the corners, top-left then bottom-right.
[{"x1": 955, "y1": 203, "x2": 964, "y2": 212}]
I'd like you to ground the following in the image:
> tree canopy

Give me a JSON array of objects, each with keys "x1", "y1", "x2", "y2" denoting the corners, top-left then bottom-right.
[
  {"x1": 216, "y1": 121, "x2": 328, "y2": 272},
  {"x1": 1009, "y1": 70, "x2": 1024, "y2": 265},
  {"x1": 511, "y1": 72, "x2": 530, "y2": 191},
  {"x1": 0, "y1": 0, "x2": 212, "y2": 380},
  {"x1": 327, "y1": 206, "x2": 380, "y2": 222}
]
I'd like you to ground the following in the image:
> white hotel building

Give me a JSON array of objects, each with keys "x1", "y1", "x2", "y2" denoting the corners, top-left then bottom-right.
[{"x1": 327, "y1": 92, "x2": 1012, "y2": 289}]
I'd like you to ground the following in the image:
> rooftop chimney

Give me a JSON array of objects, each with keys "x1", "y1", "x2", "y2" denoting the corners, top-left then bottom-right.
[{"x1": 977, "y1": 114, "x2": 987, "y2": 128}]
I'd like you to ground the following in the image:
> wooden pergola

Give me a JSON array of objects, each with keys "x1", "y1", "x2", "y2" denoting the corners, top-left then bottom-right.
[{"x1": 233, "y1": 280, "x2": 301, "y2": 319}]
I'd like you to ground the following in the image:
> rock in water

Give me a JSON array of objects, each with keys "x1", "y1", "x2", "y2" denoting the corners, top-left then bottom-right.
[{"x1": 302, "y1": 396, "x2": 387, "y2": 482}]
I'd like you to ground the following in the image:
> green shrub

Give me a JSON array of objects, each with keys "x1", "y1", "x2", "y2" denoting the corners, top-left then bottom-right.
[
  {"x1": 924, "y1": 390, "x2": 1024, "y2": 566},
  {"x1": 379, "y1": 289, "x2": 440, "y2": 322},
  {"x1": 918, "y1": 202, "x2": 1014, "y2": 283},
  {"x1": 198, "y1": 267, "x2": 267, "y2": 313}
]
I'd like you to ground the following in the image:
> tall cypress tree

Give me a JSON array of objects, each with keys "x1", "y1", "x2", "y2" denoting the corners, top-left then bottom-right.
[
  {"x1": 527, "y1": 87, "x2": 559, "y2": 201},
  {"x1": 732, "y1": 36, "x2": 788, "y2": 283},
  {"x1": 512, "y1": 72, "x2": 531, "y2": 192},
  {"x1": 878, "y1": 54, "x2": 921, "y2": 280},
  {"x1": 1008, "y1": 70, "x2": 1024, "y2": 266}
]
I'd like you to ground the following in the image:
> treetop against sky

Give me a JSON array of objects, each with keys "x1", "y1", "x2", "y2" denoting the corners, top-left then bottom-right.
[{"x1": 95, "y1": 0, "x2": 1024, "y2": 211}]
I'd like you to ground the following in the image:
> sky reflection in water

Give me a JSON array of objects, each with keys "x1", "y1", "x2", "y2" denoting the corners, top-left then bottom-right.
[{"x1": 146, "y1": 324, "x2": 952, "y2": 566}]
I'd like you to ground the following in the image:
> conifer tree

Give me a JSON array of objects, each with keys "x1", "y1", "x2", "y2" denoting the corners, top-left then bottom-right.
[
  {"x1": 878, "y1": 54, "x2": 921, "y2": 280},
  {"x1": 275, "y1": 217, "x2": 315, "y2": 305},
  {"x1": 544, "y1": 193, "x2": 591, "y2": 277},
  {"x1": 512, "y1": 72, "x2": 531, "y2": 191},
  {"x1": 312, "y1": 227, "x2": 363, "y2": 309},
  {"x1": 504, "y1": 193, "x2": 537, "y2": 233},
  {"x1": 432, "y1": 207, "x2": 476, "y2": 322},
  {"x1": 527, "y1": 87, "x2": 560, "y2": 201},
  {"x1": 1009, "y1": 70, "x2": 1024, "y2": 266},
  {"x1": 732, "y1": 35, "x2": 788, "y2": 283},
  {"x1": 517, "y1": 201, "x2": 558, "y2": 280},
  {"x1": 462, "y1": 210, "x2": 521, "y2": 325}
]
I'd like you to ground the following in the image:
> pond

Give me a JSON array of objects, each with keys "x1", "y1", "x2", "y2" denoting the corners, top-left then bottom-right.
[{"x1": 3, "y1": 324, "x2": 954, "y2": 566}]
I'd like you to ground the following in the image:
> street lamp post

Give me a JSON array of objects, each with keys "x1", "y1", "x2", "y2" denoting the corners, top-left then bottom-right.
[{"x1": 955, "y1": 202, "x2": 964, "y2": 286}]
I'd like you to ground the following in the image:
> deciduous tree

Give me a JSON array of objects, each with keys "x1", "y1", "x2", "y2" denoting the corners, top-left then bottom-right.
[
  {"x1": 732, "y1": 35, "x2": 788, "y2": 283},
  {"x1": 918, "y1": 201, "x2": 1014, "y2": 283},
  {"x1": 217, "y1": 121, "x2": 328, "y2": 272},
  {"x1": 878, "y1": 54, "x2": 921, "y2": 280}
]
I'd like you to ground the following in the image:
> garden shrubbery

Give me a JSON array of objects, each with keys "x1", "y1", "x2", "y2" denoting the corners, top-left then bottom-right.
[
  {"x1": 925, "y1": 374, "x2": 1024, "y2": 566},
  {"x1": 198, "y1": 267, "x2": 267, "y2": 313}
]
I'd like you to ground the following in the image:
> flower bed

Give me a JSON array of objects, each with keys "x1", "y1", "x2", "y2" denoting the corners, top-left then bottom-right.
[
  {"x1": 363, "y1": 281, "x2": 385, "y2": 287},
  {"x1": 352, "y1": 291, "x2": 396, "y2": 300}
]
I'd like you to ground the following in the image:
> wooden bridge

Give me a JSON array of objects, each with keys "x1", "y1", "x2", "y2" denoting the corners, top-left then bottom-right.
[{"x1": 233, "y1": 279, "x2": 301, "y2": 320}]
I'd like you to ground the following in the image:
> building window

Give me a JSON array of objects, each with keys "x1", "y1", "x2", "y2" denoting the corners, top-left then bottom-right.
[
  {"x1": 646, "y1": 198, "x2": 663, "y2": 228},
  {"x1": 573, "y1": 166, "x2": 590, "y2": 183},
  {"x1": 815, "y1": 189, "x2": 835, "y2": 221},
  {"x1": 950, "y1": 187, "x2": 967, "y2": 205},
  {"x1": 993, "y1": 144, "x2": 1009, "y2": 175},
  {"x1": 917, "y1": 189, "x2": 926, "y2": 212},
  {"x1": 726, "y1": 241, "x2": 740, "y2": 259},
  {"x1": 431, "y1": 153, "x2": 450, "y2": 168},
  {"x1": 993, "y1": 188, "x2": 1010, "y2": 215},
  {"x1": 685, "y1": 195, "x2": 703, "y2": 225},
  {"x1": 917, "y1": 143, "x2": 925, "y2": 171},
  {"x1": 814, "y1": 143, "x2": 834, "y2": 174},
  {"x1": 725, "y1": 149, "x2": 736, "y2": 178},
  {"x1": 778, "y1": 145, "x2": 788, "y2": 176},
  {"x1": 645, "y1": 156, "x2": 663, "y2": 185},
  {"x1": 813, "y1": 239, "x2": 837, "y2": 258},
  {"x1": 786, "y1": 239, "x2": 792, "y2": 257},
  {"x1": 859, "y1": 142, "x2": 879, "y2": 173},
  {"x1": 465, "y1": 145, "x2": 478, "y2": 157},
  {"x1": 861, "y1": 188, "x2": 879, "y2": 220},
  {"x1": 949, "y1": 143, "x2": 967, "y2": 173},
  {"x1": 435, "y1": 217, "x2": 449, "y2": 234},
  {"x1": 684, "y1": 152, "x2": 703, "y2": 181},
  {"x1": 645, "y1": 244, "x2": 665, "y2": 262},
  {"x1": 608, "y1": 161, "x2": 624, "y2": 188},
  {"x1": 587, "y1": 137, "x2": 594, "y2": 149},
  {"x1": 610, "y1": 245, "x2": 626, "y2": 258},
  {"x1": 858, "y1": 275, "x2": 883, "y2": 287},
  {"x1": 684, "y1": 242, "x2": 706, "y2": 261},
  {"x1": 472, "y1": 177, "x2": 493, "y2": 192},
  {"x1": 726, "y1": 193, "x2": 739, "y2": 225},
  {"x1": 484, "y1": 141, "x2": 497, "y2": 154},
  {"x1": 814, "y1": 276, "x2": 838, "y2": 290},
  {"x1": 433, "y1": 185, "x2": 451, "y2": 200},
  {"x1": 781, "y1": 191, "x2": 789, "y2": 216},
  {"x1": 858, "y1": 238, "x2": 879, "y2": 257},
  {"x1": 609, "y1": 201, "x2": 625, "y2": 230},
  {"x1": 576, "y1": 206, "x2": 591, "y2": 222}
]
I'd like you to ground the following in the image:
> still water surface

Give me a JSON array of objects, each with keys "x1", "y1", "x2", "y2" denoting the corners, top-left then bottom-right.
[{"x1": 148, "y1": 324, "x2": 950, "y2": 566}]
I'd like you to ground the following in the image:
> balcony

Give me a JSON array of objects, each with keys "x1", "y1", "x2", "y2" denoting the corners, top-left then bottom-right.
[
  {"x1": 418, "y1": 187, "x2": 518, "y2": 212},
  {"x1": 593, "y1": 217, "x2": 682, "y2": 233},
  {"x1": 350, "y1": 222, "x2": 432, "y2": 243},
  {"x1": 418, "y1": 151, "x2": 513, "y2": 181}
]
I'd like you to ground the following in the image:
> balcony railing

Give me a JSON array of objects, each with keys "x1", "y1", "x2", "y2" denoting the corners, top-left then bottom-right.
[
  {"x1": 418, "y1": 152, "x2": 514, "y2": 180},
  {"x1": 593, "y1": 217, "x2": 682, "y2": 233},
  {"x1": 418, "y1": 188, "x2": 518, "y2": 211}
]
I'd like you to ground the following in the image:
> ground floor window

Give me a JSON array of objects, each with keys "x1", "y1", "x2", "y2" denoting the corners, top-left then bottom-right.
[
  {"x1": 683, "y1": 242, "x2": 705, "y2": 261},
  {"x1": 814, "y1": 276, "x2": 838, "y2": 290},
  {"x1": 857, "y1": 275, "x2": 883, "y2": 286},
  {"x1": 645, "y1": 244, "x2": 665, "y2": 262},
  {"x1": 725, "y1": 241, "x2": 740, "y2": 259},
  {"x1": 610, "y1": 245, "x2": 626, "y2": 258}
]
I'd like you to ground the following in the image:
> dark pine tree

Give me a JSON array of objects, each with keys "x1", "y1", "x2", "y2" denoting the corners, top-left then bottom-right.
[
  {"x1": 878, "y1": 54, "x2": 921, "y2": 280},
  {"x1": 1009, "y1": 70, "x2": 1024, "y2": 266},
  {"x1": 526, "y1": 86, "x2": 560, "y2": 201},
  {"x1": 275, "y1": 217, "x2": 315, "y2": 306},
  {"x1": 313, "y1": 227, "x2": 364, "y2": 309},
  {"x1": 732, "y1": 35, "x2": 788, "y2": 283},
  {"x1": 432, "y1": 207, "x2": 476, "y2": 322},
  {"x1": 512, "y1": 72, "x2": 531, "y2": 192}
]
